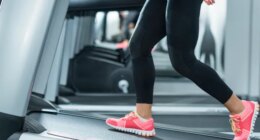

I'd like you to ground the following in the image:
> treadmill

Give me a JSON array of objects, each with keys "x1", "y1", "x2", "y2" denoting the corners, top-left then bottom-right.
[
  {"x1": 36, "y1": 0, "x2": 260, "y2": 139},
  {"x1": 33, "y1": 1, "x2": 251, "y2": 139},
  {"x1": 55, "y1": 0, "x2": 260, "y2": 136},
  {"x1": 49, "y1": 0, "x2": 260, "y2": 139},
  {"x1": 0, "y1": 0, "x2": 257, "y2": 140}
]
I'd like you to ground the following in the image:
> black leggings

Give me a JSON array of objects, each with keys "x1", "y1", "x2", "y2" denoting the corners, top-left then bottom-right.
[{"x1": 129, "y1": 0, "x2": 233, "y2": 104}]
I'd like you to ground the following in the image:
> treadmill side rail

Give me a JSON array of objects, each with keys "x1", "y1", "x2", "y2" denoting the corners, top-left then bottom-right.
[
  {"x1": 0, "y1": 0, "x2": 56, "y2": 117},
  {"x1": 0, "y1": 0, "x2": 69, "y2": 139}
]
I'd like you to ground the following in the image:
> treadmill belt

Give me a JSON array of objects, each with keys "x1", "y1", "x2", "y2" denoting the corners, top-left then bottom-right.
[
  {"x1": 29, "y1": 112, "x2": 233, "y2": 140},
  {"x1": 100, "y1": 113, "x2": 260, "y2": 132},
  {"x1": 64, "y1": 94, "x2": 220, "y2": 106},
  {"x1": 91, "y1": 113, "x2": 232, "y2": 132},
  {"x1": 71, "y1": 111, "x2": 260, "y2": 133}
]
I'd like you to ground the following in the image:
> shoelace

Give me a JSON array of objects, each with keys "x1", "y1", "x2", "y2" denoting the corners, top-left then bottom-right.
[
  {"x1": 229, "y1": 116, "x2": 242, "y2": 135},
  {"x1": 122, "y1": 112, "x2": 136, "y2": 120}
]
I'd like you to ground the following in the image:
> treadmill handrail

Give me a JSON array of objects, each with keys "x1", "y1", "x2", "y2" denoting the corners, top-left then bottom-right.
[{"x1": 69, "y1": 0, "x2": 145, "y2": 11}]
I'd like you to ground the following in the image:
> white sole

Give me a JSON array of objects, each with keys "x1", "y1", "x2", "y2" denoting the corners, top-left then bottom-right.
[
  {"x1": 107, "y1": 123, "x2": 156, "y2": 137},
  {"x1": 248, "y1": 101, "x2": 259, "y2": 140}
]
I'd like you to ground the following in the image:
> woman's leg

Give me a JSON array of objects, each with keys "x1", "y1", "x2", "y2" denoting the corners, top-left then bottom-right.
[
  {"x1": 129, "y1": 0, "x2": 167, "y2": 119},
  {"x1": 165, "y1": 0, "x2": 244, "y2": 114},
  {"x1": 165, "y1": 2, "x2": 259, "y2": 139},
  {"x1": 106, "y1": 0, "x2": 167, "y2": 136}
]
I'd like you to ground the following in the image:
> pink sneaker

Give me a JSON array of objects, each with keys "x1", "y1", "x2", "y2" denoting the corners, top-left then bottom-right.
[
  {"x1": 230, "y1": 100, "x2": 259, "y2": 140},
  {"x1": 106, "y1": 112, "x2": 156, "y2": 137}
]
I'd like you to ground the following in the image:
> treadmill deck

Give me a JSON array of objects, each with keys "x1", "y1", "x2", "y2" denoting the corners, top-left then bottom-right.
[{"x1": 29, "y1": 112, "x2": 234, "y2": 140}]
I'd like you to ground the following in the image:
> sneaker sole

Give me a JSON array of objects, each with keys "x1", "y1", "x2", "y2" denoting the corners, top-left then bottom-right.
[
  {"x1": 106, "y1": 123, "x2": 156, "y2": 137},
  {"x1": 248, "y1": 101, "x2": 259, "y2": 140}
]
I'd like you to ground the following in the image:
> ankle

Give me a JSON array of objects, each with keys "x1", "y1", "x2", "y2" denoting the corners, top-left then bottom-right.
[
  {"x1": 224, "y1": 95, "x2": 245, "y2": 115},
  {"x1": 135, "y1": 104, "x2": 153, "y2": 119},
  {"x1": 229, "y1": 104, "x2": 245, "y2": 115},
  {"x1": 135, "y1": 111, "x2": 152, "y2": 120}
]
